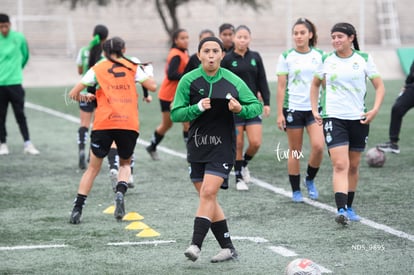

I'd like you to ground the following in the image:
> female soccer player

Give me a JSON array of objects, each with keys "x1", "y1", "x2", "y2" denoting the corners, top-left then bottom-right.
[
  {"x1": 276, "y1": 18, "x2": 324, "y2": 202},
  {"x1": 221, "y1": 25, "x2": 271, "y2": 190},
  {"x1": 146, "y1": 29, "x2": 190, "y2": 160},
  {"x1": 171, "y1": 37, "x2": 262, "y2": 262},
  {"x1": 310, "y1": 22, "x2": 385, "y2": 225},
  {"x1": 68, "y1": 37, "x2": 157, "y2": 224}
]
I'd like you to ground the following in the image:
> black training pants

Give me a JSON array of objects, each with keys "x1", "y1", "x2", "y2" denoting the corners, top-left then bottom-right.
[
  {"x1": 389, "y1": 84, "x2": 414, "y2": 143},
  {"x1": 0, "y1": 85, "x2": 30, "y2": 143}
]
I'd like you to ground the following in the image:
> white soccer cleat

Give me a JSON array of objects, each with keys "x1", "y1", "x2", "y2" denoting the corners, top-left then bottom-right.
[
  {"x1": 0, "y1": 143, "x2": 9, "y2": 155},
  {"x1": 241, "y1": 166, "x2": 251, "y2": 183},
  {"x1": 210, "y1": 248, "x2": 238, "y2": 263},
  {"x1": 184, "y1": 244, "x2": 201, "y2": 262},
  {"x1": 23, "y1": 143, "x2": 40, "y2": 155},
  {"x1": 236, "y1": 178, "x2": 249, "y2": 191}
]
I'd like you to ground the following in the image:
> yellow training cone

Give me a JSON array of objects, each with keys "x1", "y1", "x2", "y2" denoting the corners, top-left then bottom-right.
[
  {"x1": 136, "y1": 228, "x2": 160, "y2": 237},
  {"x1": 125, "y1": 221, "x2": 149, "y2": 230},
  {"x1": 103, "y1": 205, "x2": 115, "y2": 214},
  {"x1": 122, "y1": 212, "x2": 144, "y2": 221}
]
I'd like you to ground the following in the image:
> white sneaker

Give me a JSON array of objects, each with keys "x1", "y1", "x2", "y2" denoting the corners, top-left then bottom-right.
[
  {"x1": 241, "y1": 166, "x2": 251, "y2": 183},
  {"x1": 184, "y1": 244, "x2": 201, "y2": 262},
  {"x1": 128, "y1": 174, "x2": 135, "y2": 188},
  {"x1": 24, "y1": 143, "x2": 40, "y2": 155},
  {"x1": 210, "y1": 248, "x2": 238, "y2": 263},
  {"x1": 0, "y1": 143, "x2": 9, "y2": 155},
  {"x1": 110, "y1": 169, "x2": 118, "y2": 192},
  {"x1": 236, "y1": 178, "x2": 249, "y2": 191}
]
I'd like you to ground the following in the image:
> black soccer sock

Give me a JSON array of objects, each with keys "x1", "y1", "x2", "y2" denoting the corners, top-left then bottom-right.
[
  {"x1": 305, "y1": 165, "x2": 319, "y2": 181},
  {"x1": 335, "y1": 192, "x2": 348, "y2": 210},
  {"x1": 115, "y1": 181, "x2": 128, "y2": 195},
  {"x1": 347, "y1": 192, "x2": 355, "y2": 208},
  {"x1": 191, "y1": 217, "x2": 211, "y2": 249},
  {"x1": 289, "y1": 174, "x2": 300, "y2": 192},
  {"x1": 235, "y1": 160, "x2": 243, "y2": 180},
  {"x1": 77, "y1": 127, "x2": 88, "y2": 151},
  {"x1": 107, "y1": 148, "x2": 118, "y2": 170},
  {"x1": 130, "y1": 154, "x2": 135, "y2": 175},
  {"x1": 183, "y1": 131, "x2": 189, "y2": 144},
  {"x1": 73, "y1": 194, "x2": 87, "y2": 211},
  {"x1": 242, "y1": 153, "x2": 253, "y2": 167},
  {"x1": 211, "y1": 219, "x2": 235, "y2": 250},
  {"x1": 150, "y1": 131, "x2": 164, "y2": 150}
]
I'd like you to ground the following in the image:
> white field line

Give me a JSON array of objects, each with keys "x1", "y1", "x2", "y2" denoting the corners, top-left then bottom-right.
[
  {"x1": 107, "y1": 240, "x2": 176, "y2": 246},
  {"x1": 0, "y1": 244, "x2": 67, "y2": 251},
  {"x1": 25, "y1": 102, "x2": 414, "y2": 244}
]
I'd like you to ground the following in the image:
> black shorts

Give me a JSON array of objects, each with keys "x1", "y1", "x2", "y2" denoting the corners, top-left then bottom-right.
[
  {"x1": 159, "y1": 99, "x2": 172, "y2": 112},
  {"x1": 189, "y1": 162, "x2": 233, "y2": 183},
  {"x1": 90, "y1": 129, "x2": 139, "y2": 159},
  {"x1": 234, "y1": 115, "x2": 262, "y2": 127},
  {"x1": 322, "y1": 118, "x2": 369, "y2": 152},
  {"x1": 283, "y1": 109, "x2": 316, "y2": 129},
  {"x1": 79, "y1": 100, "x2": 97, "y2": 112}
]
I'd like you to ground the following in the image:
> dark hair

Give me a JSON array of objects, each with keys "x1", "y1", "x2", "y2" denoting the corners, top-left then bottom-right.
[
  {"x1": 171, "y1": 28, "x2": 187, "y2": 48},
  {"x1": 102, "y1": 36, "x2": 138, "y2": 70},
  {"x1": 93, "y1": 24, "x2": 109, "y2": 40},
  {"x1": 199, "y1": 29, "x2": 215, "y2": 40},
  {"x1": 293, "y1": 18, "x2": 318, "y2": 47},
  {"x1": 0, "y1": 13, "x2": 10, "y2": 23},
  {"x1": 219, "y1": 23, "x2": 234, "y2": 34},
  {"x1": 198, "y1": 37, "x2": 224, "y2": 52},
  {"x1": 88, "y1": 24, "x2": 109, "y2": 69},
  {"x1": 331, "y1": 22, "x2": 360, "y2": 50},
  {"x1": 235, "y1": 24, "x2": 251, "y2": 34}
]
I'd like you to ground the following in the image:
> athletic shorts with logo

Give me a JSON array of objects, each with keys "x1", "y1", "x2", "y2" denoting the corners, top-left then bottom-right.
[{"x1": 322, "y1": 118, "x2": 369, "y2": 152}]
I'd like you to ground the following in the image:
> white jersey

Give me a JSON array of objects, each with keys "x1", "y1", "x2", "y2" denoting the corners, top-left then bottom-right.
[
  {"x1": 315, "y1": 50, "x2": 381, "y2": 120},
  {"x1": 276, "y1": 47, "x2": 324, "y2": 110}
]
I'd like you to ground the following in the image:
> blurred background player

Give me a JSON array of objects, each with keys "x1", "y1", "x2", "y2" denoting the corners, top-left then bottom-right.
[
  {"x1": 0, "y1": 13, "x2": 39, "y2": 155},
  {"x1": 221, "y1": 25, "x2": 271, "y2": 190},
  {"x1": 146, "y1": 29, "x2": 190, "y2": 160},
  {"x1": 276, "y1": 18, "x2": 324, "y2": 202},
  {"x1": 377, "y1": 59, "x2": 414, "y2": 154},
  {"x1": 218, "y1": 23, "x2": 235, "y2": 53},
  {"x1": 75, "y1": 24, "x2": 110, "y2": 169}
]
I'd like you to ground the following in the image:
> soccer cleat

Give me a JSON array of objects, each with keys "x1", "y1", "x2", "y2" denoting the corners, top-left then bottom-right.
[
  {"x1": 0, "y1": 143, "x2": 9, "y2": 155},
  {"x1": 377, "y1": 141, "x2": 400, "y2": 154},
  {"x1": 146, "y1": 145, "x2": 160, "y2": 160},
  {"x1": 69, "y1": 209, "x2": 82, "y2": 224},
  {"x1": 110, "y1": 169, "x2": 118, "y2": 192},
  {"x1": 78, "y1": 149, "x2": 86, "y2": 169},
  {"x1": 236, "y1": 178, "x2": 249, "y2": 191},
  {"x1": 114, "y1": 191, "x2": 125, "y2": 221},
  {"x1": 335, "y1": 208, "x2": 349, "y2": 226},
  {"x1": 211, "y1": 248, "x2": 238, "y2": 263},
  {"x1": 346, "y1": 207, "x2": 361, "y2": 222},
  {"x1": 292, "y1": 191, "x2": 304, "y2": 203},
  {"x1": 304, "y1": 179, "x2": 319, "y2": 200},
  {"x1": 127, "y1": 174, "x2": 135, "y2": 188},
  {"x1": 184, "y1": 244, "x2": 201, "y2": 262},
  {"x1": 24, "y1": 143, "x2": 40, "y2": 155},
  {"x1": 241, "y1": 166, "x2": 251, "y2": 183}
]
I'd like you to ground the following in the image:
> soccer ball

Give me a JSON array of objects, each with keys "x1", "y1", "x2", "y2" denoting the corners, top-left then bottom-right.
[
  {"x1": 365, "y1": 147, "x2": 386, "y2": 167},
  {"x1": 285, "y1": 258, "x2": 321, "y2": 275}
]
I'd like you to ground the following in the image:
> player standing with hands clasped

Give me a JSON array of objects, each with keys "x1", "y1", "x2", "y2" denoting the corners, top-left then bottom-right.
[
  {"x1": 68, "y1": 37, "x2": 157, "y2": 224},
  {"x1": 171, "y1": 37, "x2": 262, "y2": 262},
  {"x1": 0, "y1": 13, "x2": 40, "y2": 155},
  {"x1": 276, "y1": 18, "x2": 324, "y2": 202},
  {"x1": 310, "y1": 22, "x2": 385, "y2": 225}
]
